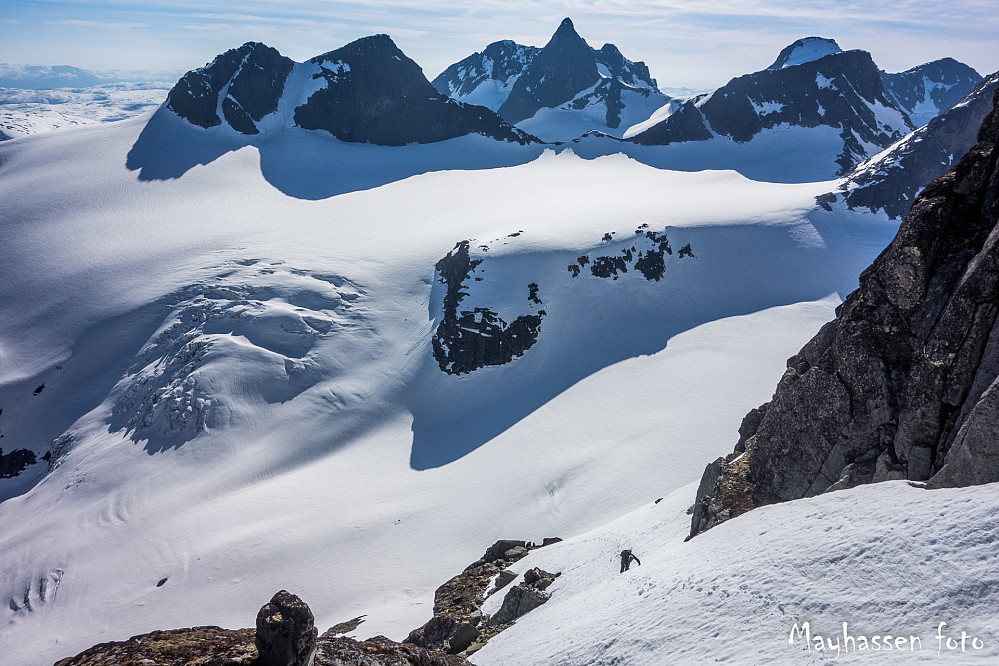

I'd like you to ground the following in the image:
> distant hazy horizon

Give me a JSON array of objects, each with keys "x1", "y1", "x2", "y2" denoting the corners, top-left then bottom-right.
[{"x1": 3, "y1": 0, "x2": 998, "y2": 89}]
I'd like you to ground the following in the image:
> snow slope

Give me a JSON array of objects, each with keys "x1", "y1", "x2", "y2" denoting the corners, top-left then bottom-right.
[
  {"x1": 475, "y1": 480, "x2": 999, "y2": 664},
  {"x1": 574, "y1": 123, "x2": 862, "y2": 183},
  {"x1": 0, "y1": 112, "x2": 898, "y2": 665}
]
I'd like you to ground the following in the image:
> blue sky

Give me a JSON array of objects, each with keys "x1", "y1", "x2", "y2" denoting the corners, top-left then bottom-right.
[{"x1": 3, "y1": 0, "x2": 998, "y2": 87}]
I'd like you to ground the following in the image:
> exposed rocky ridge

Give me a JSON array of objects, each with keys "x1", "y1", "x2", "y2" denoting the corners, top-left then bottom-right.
[
  {"x1": 165, "y1": 37, "x2": 537, "y2": 146},
  {"x1": 632, "y1": 45, "x2": 916, "y2": 174},
  {"x1": 881, "y1": 58, "x2": 982, "y2": 128},
  {"x1": 166, "y1": 42, "x2": 294, "y2": 134},
  {"x1": 435, "y1": 18, "x2": 661, "y2": 131},
  {"x1": 689, "y1": 84, "x2": 999, "y2": 538},
  {"x1": 821, "y1": 72, "x2": 999, "y2": 219},
  {"x1": 55, "y1": 590, "x2": 472, "y2": 666},
  {"x1": 405, "y1": 538, "x2": 562, "y2": 656},
  {"x1": 431, "y1": 40, "x2": 540, "y2": 101}
]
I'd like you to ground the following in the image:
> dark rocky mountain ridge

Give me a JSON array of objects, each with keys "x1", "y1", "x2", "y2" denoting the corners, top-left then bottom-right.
[
  {"x1": 690, "y1": 83, "x2": 999, "y2": 538},
  {"x1": 823, "y1": 71, "x2": 999, "y2": 219},
  {"x1": 881, "y1": 57, "x2": 982, "y2": 127},
  {"x1": 431, "y1": 40, "x2": 540, "y2": 101},
  {"x1": 630, "y1": 38, "x2": 981, "y2": 177},
  {"x1": 632, "y1": 45, "x2": 916, "y2": 174},
  {"x1": 433, "y1": 18, "x2": 662, "y2": 131},
  {"x1": 165, "y1": 37, "x2": 538, "y2": 146}
]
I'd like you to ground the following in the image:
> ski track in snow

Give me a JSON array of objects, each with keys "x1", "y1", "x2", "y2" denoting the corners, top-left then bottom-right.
[{"x1": 0, "y1": 108, "x2": 921, "y2": 665}]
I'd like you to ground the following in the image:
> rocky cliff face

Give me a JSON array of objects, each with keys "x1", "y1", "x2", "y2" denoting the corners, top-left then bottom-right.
[
  {"x1": 294, "y1": 35, "x2": 536, "y2": 146},
  {"x1": 690, "y1": 84, "x2": 999, "y2": 538},
  {"x1": 431, "y1": 40, "x2": 540, "y2": 102},
  {"x1": 166, "y1": 41, "x2": 294, "y2": 134},
  {"x1": 632, "y1": 44, "x2": 915, "y2": 174},
  {"x1": 822, "y1": 72, "x2": 999, "y2": 219}
]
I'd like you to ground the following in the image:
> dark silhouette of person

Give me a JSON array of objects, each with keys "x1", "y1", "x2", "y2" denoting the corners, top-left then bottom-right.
[{"x1": 620, "y1": 549, "x2": 641, "y2": 573}]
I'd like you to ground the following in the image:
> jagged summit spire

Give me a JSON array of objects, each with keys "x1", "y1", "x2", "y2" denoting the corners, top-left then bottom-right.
[{"x1": 550, "y1": 17, "x2": 584, "y2": 44}]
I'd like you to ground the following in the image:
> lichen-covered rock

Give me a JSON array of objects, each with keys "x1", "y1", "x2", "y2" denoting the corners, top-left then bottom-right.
[
  {"x1": 315, "y1": 632, "x2": 471, "y2": 666},
  {"x1": 689, "y1": 83, "x2": 999, "y2": 538},
  {"x1": 405, "y1": 538, "x2": 560, "y2": 654},
  {"x1": 255, "y1": 590, "x2": 318, "y2": 666},
  {"x1": 52, "y1": 626, "x2": 257, "y2": 666}
]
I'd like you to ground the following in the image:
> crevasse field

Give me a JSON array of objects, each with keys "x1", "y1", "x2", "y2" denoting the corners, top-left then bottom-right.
[{"x1": 5, "y1": 107, "x2": 995, "y2": 666}]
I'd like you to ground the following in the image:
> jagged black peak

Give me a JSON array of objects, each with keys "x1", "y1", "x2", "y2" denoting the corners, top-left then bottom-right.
[
  {"x1": 497, "y1": 17, "x2": 599, "y2": 123},
  {"x1": 303, "y1": 33, "x2": 437, "y2": 99},
  {"x1": 166, "y1": 41, "x2": 293, "y2": 132},
  {"x1": 552, "y1": 17, "x2": 580, "y2": 38},
  {"x1": 294, "y1": 34, "x2": 539, "y2": 146},
  {"x1": 767, "y1": 37, "x2": 843, "y2": 70}
]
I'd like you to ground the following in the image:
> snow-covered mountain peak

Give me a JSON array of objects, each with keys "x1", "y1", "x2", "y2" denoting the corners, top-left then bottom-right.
[
  {"x1": 768, "y1": 37, "x2": 843, "y2": 70},
  {"x1": 436, "y1": 19, "x2": 666, "y2": 141}
]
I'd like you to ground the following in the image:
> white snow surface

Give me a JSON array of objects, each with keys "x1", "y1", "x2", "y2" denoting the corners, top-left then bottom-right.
[
  {"x1": 0, "y1": 111, "x2": 906, "y2": 664},
  {"x1": 575, "y1": 123, "x2": 855, "y2": 183},
  {"x1": 516, "y1": 87, "x2": 670, "y2": 142},
  {"x1": 475, "y1": 480, "x2": 999, "y2": 664},
  {"x1": 778, "y1": 38, "x2": 844, "y2": 69},
  {"x1": 0, "y1": 83, "x2": 171, "y2": 139}
]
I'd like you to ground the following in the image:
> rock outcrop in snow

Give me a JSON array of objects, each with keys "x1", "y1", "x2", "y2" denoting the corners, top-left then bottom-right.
[
  {"x1": 432, "y1": 241, "x2": 546, "y2": 375},
  {"x1": 55, "y1": 589, "x2": 475, "y2": 666},
  {"x1": 406, "y1": 538, "x2": 561, "y2": 656},
  {"x1": 822, "y1": 71, "x2": 998, "y2": 219},
  {"x1": 690, "y1": 84, "x2": 999, "y2": 538},
  {"x1": 255, "y1": 590, "x2": 318, "y2": 666}
]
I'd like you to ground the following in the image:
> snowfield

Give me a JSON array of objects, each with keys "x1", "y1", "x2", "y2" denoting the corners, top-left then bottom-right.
[
  {"x1": 0, "y1": 83, "x2": 171, "y2": 140},
  {"x1": 0, "y1": 106, "x2": 931, "y2": 666},
  {"x1": 474, "y1": 480, "x2": 999, "y2": 665}
]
